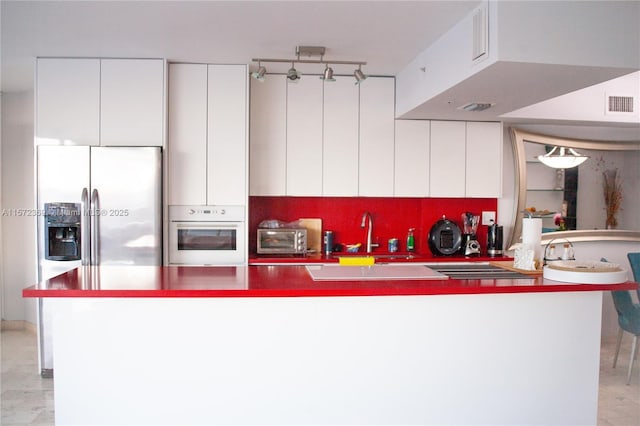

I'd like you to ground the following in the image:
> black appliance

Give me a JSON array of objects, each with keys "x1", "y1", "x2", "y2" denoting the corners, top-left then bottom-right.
[
  {"x1": 428, "y1": 216, "x2": 462, "y2": 256},
  {"x1": 44, "y1": 202, "x2": 81, "y2": 261},
  {"x1": 487, "y1": 220, "x2": 503, "y2": 257}
]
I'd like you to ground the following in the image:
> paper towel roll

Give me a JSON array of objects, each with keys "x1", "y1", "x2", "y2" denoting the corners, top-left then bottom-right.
[{"x1": 522, "y1": 218, "x2": 542, "y2": 261}]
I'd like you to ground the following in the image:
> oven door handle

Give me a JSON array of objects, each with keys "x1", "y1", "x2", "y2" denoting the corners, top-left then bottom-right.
[{"x1": 174, "y1": 223, "x2": 241, "y2": 228}]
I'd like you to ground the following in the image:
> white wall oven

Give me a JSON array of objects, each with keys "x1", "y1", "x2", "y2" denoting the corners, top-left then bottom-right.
[{"x1": 169, "y1": 205, "x2": 246, "y2": 265}]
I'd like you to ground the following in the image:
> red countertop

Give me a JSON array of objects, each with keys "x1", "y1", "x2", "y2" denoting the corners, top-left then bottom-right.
[
  {"x1": 249, "y1": 252, "x2": 512, "y2": 264},
  {"x1": 23, "y1": 265, "x2": 638, "y2": 298}
]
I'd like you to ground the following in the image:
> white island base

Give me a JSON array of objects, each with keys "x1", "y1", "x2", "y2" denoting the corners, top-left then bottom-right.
[{"x1": 51, "y1": 291, "x2": 602, "y2": 425}]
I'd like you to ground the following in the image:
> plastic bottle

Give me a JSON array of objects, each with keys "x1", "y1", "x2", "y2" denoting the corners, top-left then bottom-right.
[{"x1": 406, "y1": 228, "x2": 415, "y2": 252}]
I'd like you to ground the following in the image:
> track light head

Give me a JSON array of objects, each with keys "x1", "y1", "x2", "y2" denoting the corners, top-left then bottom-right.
[
  {"x1": 320, "y1": 65, "x2": 335, "y2": 82},
  {"x1": 354, "y1": 67, "x2": 367, "y2": 85},
  {"x1": 287, "y1": 64, "x2": 301, "y2": 82},
  {"x1": 251, "y1": 65, "x2": 267, "y2": 82}
]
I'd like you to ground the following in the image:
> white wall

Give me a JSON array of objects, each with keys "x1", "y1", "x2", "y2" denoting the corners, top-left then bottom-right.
[
  {"x1": 1, "y1": 91, "x2": 37, "y2": 323},
  {"x1": 0, "y1": 91, "x2": 3, "y2": 320},
  {"x1": 577, "y1": 150, "x2": 640, "y2": 231},
  {"x1": 503, "y1": 71, "x2": 640, "y2": 123}
]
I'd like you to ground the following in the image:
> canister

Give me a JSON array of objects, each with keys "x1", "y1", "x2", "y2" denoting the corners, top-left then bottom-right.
[
  {"x1": 324, "y1": 230, "x2": 334, "y2": 255},
  {"x1": 388, "y1": 238, "x2": 398, "y2": 253}
]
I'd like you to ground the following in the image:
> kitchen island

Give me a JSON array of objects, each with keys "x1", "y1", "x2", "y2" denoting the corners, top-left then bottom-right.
[{"x1": 24, "y1": 265, "x2": 638, "y2": 426}]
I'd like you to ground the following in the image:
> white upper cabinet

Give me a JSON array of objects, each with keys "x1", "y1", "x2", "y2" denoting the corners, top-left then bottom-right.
[
  {"x1": 359, "y1": 77, "x2": 395, "y2": 197},
  {"x1": 465, "y1": 121, "x2": 502, "y2": 198},
  {"x1": 286, "y1": 78, "x2": 323, "y2": 196},
  {"x1": 168, "y1": 63, "x2": 208, "y2": 205},
  {"x1": 249, "y1": 75, "x2": 287, "y2": 196},
  {"x1": 247, "y1": 75, "x2": 499, "y2": 200},
  {"x1": 323, "y1": 76, "x2": 359, "y2": 197},
  {"x1": 395, "y1": 120, "x2": 430, "y2": 197},
  {"x1": 430, "y1": 121, "x2": 466, "y2": 197},
  {"x1": 168, "y1": 63, "x2": 248, "y2": 206},
  {"x1": 430, "y1": 120, "x2": 502, "y2": 198},
  {"x1": 36, "y1": 58, "x2": 164, "y2": 147},
  {"x1": 36, "y1": 58, "x2": 100, "y2": 145},
  {"x1": 100, "y1": 59, "x2": 164, "y2": 146},
  {"x1": 207, "y1": 65, "x2": 248, "y2": 206}
]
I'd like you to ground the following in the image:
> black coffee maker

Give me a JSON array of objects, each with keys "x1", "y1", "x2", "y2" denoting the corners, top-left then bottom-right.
[
  {"x1": 486, "y1": 220, "x2": 504, "y2": 257},
  {"x1": 461, "y1": 212, "x2": 481, "y2": 256}
]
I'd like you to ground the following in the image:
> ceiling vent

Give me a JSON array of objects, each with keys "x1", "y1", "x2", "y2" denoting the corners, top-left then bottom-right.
[
  {"x1": 606, "y1": 94, "x2": 635, "y2": 114},
  {"x1": 459, "y1": 102, "x2": 493, "y2": 112}
]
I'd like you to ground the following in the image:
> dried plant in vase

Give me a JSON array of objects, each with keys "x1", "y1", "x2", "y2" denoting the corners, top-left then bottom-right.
[{"x1": 602, "y1": 168, "x2": 622, "y2": 229}]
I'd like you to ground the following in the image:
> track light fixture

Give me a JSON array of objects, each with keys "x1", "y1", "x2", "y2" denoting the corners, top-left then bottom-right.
[{"x1": 252, "y1": 46, "x2": 367, "y2": 84}]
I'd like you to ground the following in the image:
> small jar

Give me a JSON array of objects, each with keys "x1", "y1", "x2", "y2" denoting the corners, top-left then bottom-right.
[{"x1": 562, "y1": 243, "x2": 572, "y2": 260}]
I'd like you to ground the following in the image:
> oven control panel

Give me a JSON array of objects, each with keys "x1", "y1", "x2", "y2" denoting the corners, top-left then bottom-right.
[
  {"x1": 187, "y1": 207, "x2": 225, "y2": 215},
  {"x1": 169, "y1": 205, "x2": 245, "y2": 222}
]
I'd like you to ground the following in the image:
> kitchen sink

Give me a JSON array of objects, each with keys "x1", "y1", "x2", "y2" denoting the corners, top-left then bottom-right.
[
  {"x1": 306, "y1": 264, "x2": 448, "y2": 281},
  {"x1": 333, "y1": 253, "x2": 418, "y2": 260},
  {"x1": 427, "y1": 263, "x2": 535, "y2": 280}
]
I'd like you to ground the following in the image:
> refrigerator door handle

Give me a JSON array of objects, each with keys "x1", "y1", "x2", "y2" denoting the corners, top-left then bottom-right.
[
  {"x1": 81, "y1": 188, "x2": 90, "y2": 266},
  {"x1": 90, "y1": 188, "x2": 100, "y2": 265}
]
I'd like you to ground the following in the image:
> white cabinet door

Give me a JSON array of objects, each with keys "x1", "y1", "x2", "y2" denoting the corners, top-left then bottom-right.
[
  {"x1": 323, "y1": 76, "x2": 359, "y2": 196},
  {"x1": 465, "y1": 122, "x2": 502, "y2": 198},
  {"x1": 286, "y1": 78, "x2": 323, "y2": 196},
  {"x1": 394, "y1": 120, "x2": 430, "y2": 197},
  {"x1": 100, "y1": 59, "x2": 164, "y2": 146},
  {"x1": 36, "y1": 58, "x2": 100, "y2": 146},
  {"x1": 430, "y1": 121, "x2": 466, "y2": 197},
  {"x1": 208, "y1": 65, "x2": 248, "y2": 206},
  {"x1": 249, "y1": 75, "x2": 287, "y2": 196},
  {"x1": 167, "y1": 63, "x2": 208, "y2": 205},
  {"x1": 359, "y1": 77, "x2": 395, "y2": 196}
]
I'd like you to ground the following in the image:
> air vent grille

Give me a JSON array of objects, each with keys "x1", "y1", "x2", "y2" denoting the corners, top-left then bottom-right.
[
  {"x1": 607, "y1": 95, "x2": 634, "y2": 113},
  {"x1": 472, "y1": 6, "x2": 488, "y2": 61}
]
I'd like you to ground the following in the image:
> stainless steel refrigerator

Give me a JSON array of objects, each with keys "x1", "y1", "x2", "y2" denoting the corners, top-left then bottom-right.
[{"x1": 36, "y1": 145, "x2": 162, "y2": 376}]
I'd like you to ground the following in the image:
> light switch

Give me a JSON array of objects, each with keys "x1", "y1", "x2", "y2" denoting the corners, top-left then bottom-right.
[{"x1": 481, "y1": 211, "x2": 496, "y2": 226}]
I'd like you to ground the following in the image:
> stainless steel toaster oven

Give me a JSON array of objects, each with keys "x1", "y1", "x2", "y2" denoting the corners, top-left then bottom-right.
[{"x1": 257, "y1": 228, "x2": 307, "y2": 254}]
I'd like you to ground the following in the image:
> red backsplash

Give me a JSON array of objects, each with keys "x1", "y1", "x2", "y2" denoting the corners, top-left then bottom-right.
[{"x1": 249, "y1": 196, "x2": 498, "y2": 255}]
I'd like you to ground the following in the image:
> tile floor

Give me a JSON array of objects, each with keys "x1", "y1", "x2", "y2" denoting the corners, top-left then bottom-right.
[
  {"x1": 1, "y1": 329, "x2": 54, "y2": 425},
  {"x1": 1, "y1": 328, "x2": 638, "y2": 425}
]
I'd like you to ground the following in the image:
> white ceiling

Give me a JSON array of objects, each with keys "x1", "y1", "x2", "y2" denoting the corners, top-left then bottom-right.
[
  {"x1": 1, "y1": 0, "x2": 639, "y2": 138},
  {"x1": 0, "y1": 0, "x2": 479, "y2": 92}
]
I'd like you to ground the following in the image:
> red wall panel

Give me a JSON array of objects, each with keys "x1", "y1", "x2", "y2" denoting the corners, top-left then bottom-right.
[{"x1": 250, "y1": 197, "x2": 498, "y2": 255}]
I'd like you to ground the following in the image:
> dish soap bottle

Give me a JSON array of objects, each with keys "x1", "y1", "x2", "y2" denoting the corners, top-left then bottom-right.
[{"x1": 406, "y1": 228, "x2": 415, "y2": 252}]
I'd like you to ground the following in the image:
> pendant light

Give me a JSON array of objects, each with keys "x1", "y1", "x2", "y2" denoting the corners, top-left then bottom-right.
[{"x1": 537, "y1": 146, "x2": 589, "y2": 169}]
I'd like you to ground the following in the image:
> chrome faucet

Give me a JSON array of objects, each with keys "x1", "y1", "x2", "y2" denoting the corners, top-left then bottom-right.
[{"x1": 360, "y1": 212, "x2": 378, "y2": 253}]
